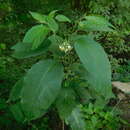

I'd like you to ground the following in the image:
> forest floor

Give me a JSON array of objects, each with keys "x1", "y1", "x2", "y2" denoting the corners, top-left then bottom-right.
[{"x1": 112, "y1": 82, "x2": 130, "y2": 129}]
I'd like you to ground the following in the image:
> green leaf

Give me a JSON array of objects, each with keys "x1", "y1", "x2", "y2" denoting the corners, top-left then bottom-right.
[
  {"x1": 46, "y1": 17, "x2": 59, "y2": 32},
  {"x1": 9, "y1": 79, "x2": 23, "y2": 102},
  {"x1": 56, "y1": 88, "x2": 77, "y2": 120},
  {"x1": 48, "y1": 34, "x2": 63, "y2": 54},
  {"x1": 10, "y1": 103, "x2": 25, "y2": 123},
  {"x1": 70, "y1": 63, "x2": 88, "y2": 79},
  {"x1": 20, "y1": 60, "x2": 64, "y2": 120},
  {"x1": 8, "y1": 79, "x2": 25, "y2": 122},
  {"x1": 29, "y1": 11, "x2": 59, "y2": 32},
  {"x1": 66, "y1": 107, "x2": 86, "y2": 130},
  {"x1": 0, "y1": 43, "x2": 6, "y2": 50},
  {"x1": 91, "y1": 115, "x2": 98, "y2": 127},
  {"x1": 55, "y1": 14, "x2": 71, "y2": 23},
  {"x1": 74, "y1": 35, "x2": 113, "y2": 99},
  {"x1": 49, "y1": 10, "x2": 58, "y2": 18},
  {"x1": 79, "y1": 16, "x2": 114, "y2": 32},
  {"x1": 23, "y1": 24, "x2": 50, "y2": 50},
  {"x1": 12, "y1": 39, "x2": 51, "y2": 59},
  {"x1": 75, "y1": 86, "x2": 93, "y2": 104},
  {"x1": 0, "y1": 99, "x2": 7, "y2": 109},
  {"x1": 30, "y1": 11, "x2": 47, "y2": 23}
]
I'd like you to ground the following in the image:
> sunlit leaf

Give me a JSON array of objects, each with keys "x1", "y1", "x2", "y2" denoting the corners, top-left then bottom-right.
[
  {"x1": 55, "y1": 14, "x2": 71, "y2": 23},
  {"x1": 23, "y1": 24, "x2": 50, "y2": 50},
  {"x1": 30, "y1": 11, "x2": 47, "y2": 23},
  {"x1": 49, "y1": 10, "x2": 58, "y2": 18},
  {"x1": 79, "y1": 16, "x2": 115, "y2": 32}
]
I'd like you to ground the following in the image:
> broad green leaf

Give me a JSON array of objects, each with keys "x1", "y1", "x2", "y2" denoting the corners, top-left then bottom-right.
[
  {"x1": 23, "y1": 24, "x2": 50, "y2": 50},
  {"x1": 10, "y1": 103, "x2": 25, "y2": 123},
  {"x1": 56, "y1": 88, "x2": 77, "y2": 120},
  {"x1": 12, "y1": 39, "x2": 51, "y2": 59},
  {"x1": 79, "y1": 16, "x2": 114, "y2": 32},
  {"x1": 9, "y1": 79, "x2": 23, "y2": 102},
  {"x1": 55, "y1": 14, "x2": 71, "y2": 23},
  {"x1": 74, "y1": 35, "x2": 113, "y2": 99},
  {"x1": 20, "y1": 60, "x2": 64, "y2": 120},
  {"x1": 46, "y1": 17, "x2": 59, "y2": 32},
  {"x1": 49, "y1": 10, "x2": 58, "y2": 18},
  {"x1": 30, "y1": 11, "x2": 47, "y2": 23},
  {"x1": 29, "y1": 11, "x2": 59, "y2": 32},
  {"x1": 66, "y1": 107, "x2": 86, "y2": 130}
]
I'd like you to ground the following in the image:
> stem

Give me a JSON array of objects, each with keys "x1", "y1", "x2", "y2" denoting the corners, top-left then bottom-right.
[{"x1": 62, "y1": 120, "x2": 65, "y2": 130}]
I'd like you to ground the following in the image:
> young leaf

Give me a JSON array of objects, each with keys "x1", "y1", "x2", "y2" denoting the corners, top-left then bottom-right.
[
  {"x1": 46, "y1": 17, "x2": 59, "y2": 32},
  {"x1": 12, "y1": 39, "x2": 51, "y2": 59},
  {"x1": 56, "y1": 88, "x2": 77, "y2": 120},
  {"x1": 20, "y1": 60, "x2": 64, "y2": 120},
  {"x1": 23, "y1": 24, "x2": 50, "y2": 50},
  {"x1": 55, "y1": 14, "x2": 71, "y2": 23},
  {"x1": 30, "y1": 11, "x2": 47, "y2": 23},
  {"x1": 79, "y1": 16, "x2": 114, "y2": 32},
  {"x1": 66, "y1": 107, "x2": 86, "y2": 130},
  {"x1": 49, "y1": 10, "x2": 58, "y2": 18},
  {"x1": 74, "y1": 35, "x2": 114, "y2": 100}
]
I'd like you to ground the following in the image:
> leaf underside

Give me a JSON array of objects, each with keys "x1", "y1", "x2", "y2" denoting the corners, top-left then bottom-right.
[{"x1": 66, "y1": 107, "x2": 86, "y2": 130}]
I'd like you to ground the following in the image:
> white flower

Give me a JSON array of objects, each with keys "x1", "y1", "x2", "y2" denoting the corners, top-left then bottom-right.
[{"x1": 59, "y1": 41, "x2": 73, "y2": 53}]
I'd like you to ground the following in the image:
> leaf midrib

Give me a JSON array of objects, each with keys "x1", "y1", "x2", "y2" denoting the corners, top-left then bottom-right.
[{"x1": 37, "y1": 62, "x2": 56, "y2": 101}]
